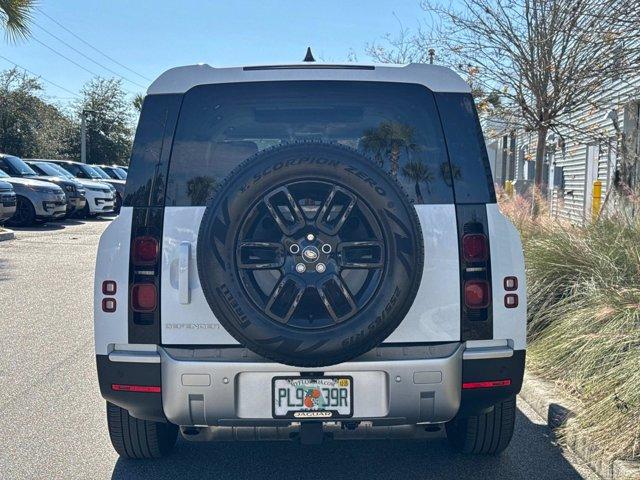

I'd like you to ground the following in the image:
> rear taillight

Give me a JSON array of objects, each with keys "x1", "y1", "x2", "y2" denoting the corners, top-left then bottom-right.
[
  {"x1": 131, "y1": 283, "x2": 157, "y2": 312},
  {"x1": 462, "y1": 379, "x2": 511, "y2": 389},
  {"x1": 102, "y1": 298, "x2": 117, "y2": 313},
  {"x1": 132, "y1": 236, "x2": 159, "y2": 265},
  {"x1": 462, "y1": 234, "x2": 487, "y2": 262},
  {"x1": 112, "y1": 384, "x2": 161, "y2": 393},
  {"x1": 464, "y1": 280, "x2": 490, "y2": 308}
]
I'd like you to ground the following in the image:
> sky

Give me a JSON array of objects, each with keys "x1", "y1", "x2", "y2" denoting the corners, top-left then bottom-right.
[{"x1": 1, "y1": 1, "x2": 427, "y2": 106}]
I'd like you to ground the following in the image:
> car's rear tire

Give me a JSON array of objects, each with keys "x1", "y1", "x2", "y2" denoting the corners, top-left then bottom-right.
[
  {"x1": 6, "y1": 195, "x2": 36, "y2": 227},
  {"x1": 106, "y1": 402, "x2": 178, "y2": 459},
  {"x1": 445, "y1": 396, "x2": 516, "y2": 455}
]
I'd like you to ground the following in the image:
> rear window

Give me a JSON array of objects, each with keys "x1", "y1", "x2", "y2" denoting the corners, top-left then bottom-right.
[{"x1": 165, "y1": 81, "x2": 455, "y2": 206}]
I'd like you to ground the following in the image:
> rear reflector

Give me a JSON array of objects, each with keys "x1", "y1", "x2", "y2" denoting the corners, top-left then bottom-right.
[
  {"x1": 462, "y1": 234, "x2": 487, "y2": 262},
  {"x1": 462, "y1": 379, "x2": 511, "y2": 389},
  {"x1": 464, "y1": 280, "x2": 490, "y2": 308},
  {"x1": 131, "y1": 283, "x2": 157, "y2": 312},
  {"x1": 102, "y1": 280, "x2": 117, "y2": 295},
  {"x1": 102, "y1": 298, "x2": 117, "y2": 313},
  {"x1": 132, "y1": 236, "x2": 159, "y2": 265},
  {"x1": 111, "y1": 384, "x2": 161, "y2": 393}
]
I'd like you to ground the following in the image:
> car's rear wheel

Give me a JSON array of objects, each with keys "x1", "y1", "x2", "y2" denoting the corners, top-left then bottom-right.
[
  {"x1": 445, "y1": 396, "x2": 516, "y2": 455},
  {"x1": 6, "y1": 195, "x2": 36, "y2": 227},
  {"x1": 106, "y1": 402, "x2": 178, "y2": 459}
]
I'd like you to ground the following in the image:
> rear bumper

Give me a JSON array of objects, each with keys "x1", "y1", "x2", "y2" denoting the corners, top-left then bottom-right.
[{"x1": 97, "y1": 343, "x2": 525, "y2": 427}]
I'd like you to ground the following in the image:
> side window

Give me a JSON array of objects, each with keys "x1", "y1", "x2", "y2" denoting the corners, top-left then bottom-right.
[
  {"x1": 124, "y1": 94, "x2": 182, "y2": 207},
  {"x1": 0, "y1": 159, "x2": 10, "y2": 175},
  {"x1": 435, "y1": 93, "x2": 496, "y2": 204}
]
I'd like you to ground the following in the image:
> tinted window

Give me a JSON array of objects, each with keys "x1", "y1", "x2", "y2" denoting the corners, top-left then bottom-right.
[
  {"x1": 124, "y1": 94, "x2": 182, "y2": 207},
  {"x1": 29, "y1": 162, "x2": 59, "y2": 177},
  {"x1": 3, "y1": 156, "x2": 38, "y2": 176},
  {"x1": 0, "y1": 169, "x2": 8, "y2": 178},
  {"x1": 435, "y1": 93, "x2": 496, "y2": 203},
  {"x1": 166, "y1": 81, "x2": 454, "y2": 206}
]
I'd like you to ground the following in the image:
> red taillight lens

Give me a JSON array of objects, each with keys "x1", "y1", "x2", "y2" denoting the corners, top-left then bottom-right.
[
  {"x1": 462, "y1": 379, "x2": 511, "y2": 389},
  {"x1": 131, "y1": 283, "x2": 157, "y2": 312},
  {"x1": 112, "y1": 384, "x2": 161, "y2": 393},
  {"x1": 132, "y1": 236, "x2": 159, "y2": 265},
  {"x1": 462, "y1": 234, "x2": 487, "y2": 262},
  {"x1": 464, "y1": 280, "x2": 490, "y2": 308}
]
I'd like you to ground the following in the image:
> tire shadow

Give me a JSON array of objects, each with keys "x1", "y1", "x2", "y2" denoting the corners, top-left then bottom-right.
[{"x1": 111, "y1": 409, "x2": 587, "y2": 480}]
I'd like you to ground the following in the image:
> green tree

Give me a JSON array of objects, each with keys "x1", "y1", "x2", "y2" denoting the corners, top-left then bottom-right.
[
  {"x1": 361, "y1": 121, "x2": 418, "y2": 177},
  {"x1": 132, "y1": 92, "x2": 144, "y2": 112},
  {"x1": 0, "y1": 0, "x2": 34, "y2": 40},
  {"x1": 0, "y1": 68, "x2": 77, "y2": 158},
  {"x1": 76, "y1": 77, "x2": 134, "y2": 165}
]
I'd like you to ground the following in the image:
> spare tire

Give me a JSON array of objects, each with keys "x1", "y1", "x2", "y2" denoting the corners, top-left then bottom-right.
[{"x1": 197, "y1": 143, "x2": 423, "y2": 367}]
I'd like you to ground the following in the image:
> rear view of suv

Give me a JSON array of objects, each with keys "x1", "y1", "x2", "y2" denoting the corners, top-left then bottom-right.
[{"x1": 95, "y1": 62, "x2": 526, "y2": 459}]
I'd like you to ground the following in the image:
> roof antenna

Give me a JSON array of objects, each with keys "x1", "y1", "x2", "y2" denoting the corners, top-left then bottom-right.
[{"x1": 303, "y1": 47, "x2": 316, "y2": 62}]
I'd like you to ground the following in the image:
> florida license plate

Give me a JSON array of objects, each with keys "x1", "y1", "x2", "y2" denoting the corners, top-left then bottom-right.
[{"x1": 272, "y1": 376, "x2": 353, "y2": 419}]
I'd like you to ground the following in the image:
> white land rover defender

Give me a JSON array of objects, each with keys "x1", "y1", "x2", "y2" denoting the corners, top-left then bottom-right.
[{"x1": 94, "y1": 60, "x2": 526, "y2": 459}]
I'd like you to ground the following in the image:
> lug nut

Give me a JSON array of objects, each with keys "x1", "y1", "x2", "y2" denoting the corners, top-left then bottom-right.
[
  {"x1": 306, "y1": 233, "x2": 315, "y2": 241},
  {"x1": 295, "y1": 263, "x2": 306, "y2": 273},
  {"x1": 321, "y1": 244, "x2": 332, "y2": 254},
  {"x1": 289, "y1": 244, "x2": 300, "y2": 254},
  {"x1": 316, "y1": 263, "x2": 326, "y2": 273}
]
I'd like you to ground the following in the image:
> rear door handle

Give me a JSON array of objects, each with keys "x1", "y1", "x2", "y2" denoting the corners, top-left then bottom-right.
[{"x1": 179, "y1": 242, "x2": 191, "y2": 304}]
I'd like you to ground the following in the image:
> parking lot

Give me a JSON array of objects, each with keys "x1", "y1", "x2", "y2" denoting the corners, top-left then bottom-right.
[{"x1": 0, "y1": 218, "x2": 597, "y2": 480}]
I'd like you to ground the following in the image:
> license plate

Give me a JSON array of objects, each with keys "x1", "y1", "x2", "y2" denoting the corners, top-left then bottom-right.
[{"x1": 272, "y1": 376, "x2": 353, "y2": 419}]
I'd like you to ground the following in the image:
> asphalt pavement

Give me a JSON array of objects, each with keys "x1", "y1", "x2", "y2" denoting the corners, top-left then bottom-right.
[{"x1": 0, "y1": 217, "x2": 599, "y2": 479}]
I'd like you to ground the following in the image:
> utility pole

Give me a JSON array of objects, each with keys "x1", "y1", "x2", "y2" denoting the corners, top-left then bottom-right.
[
  {"x1": 428, "y1": 49, "x2": 435, "y2": 64},
  {"x1": 80, "y1": 109, "x2": 95, "y2": 163}
]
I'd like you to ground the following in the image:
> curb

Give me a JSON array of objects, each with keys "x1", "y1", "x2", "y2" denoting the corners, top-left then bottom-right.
[
  {"x1": 0, "y1": 228, "x2": 15, "y2": 242},
  {"x1": 519, "y1": 371, "x2": 640, "y2": 480}
]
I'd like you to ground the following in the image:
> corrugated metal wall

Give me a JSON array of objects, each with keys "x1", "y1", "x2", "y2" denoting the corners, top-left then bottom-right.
[{"x1": 484, "y1": 75, "x2": 640, "y2": 223}]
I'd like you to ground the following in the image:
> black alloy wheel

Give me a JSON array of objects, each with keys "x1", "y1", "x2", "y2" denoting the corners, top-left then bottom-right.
[{"x1": 197, "y1": 143, "x2": 424, "y2": 367}]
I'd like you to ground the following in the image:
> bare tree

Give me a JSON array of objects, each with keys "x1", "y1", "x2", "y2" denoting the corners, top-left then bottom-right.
[{"x1": 368, "y1": 0, "x2": 640, "y2": 191}]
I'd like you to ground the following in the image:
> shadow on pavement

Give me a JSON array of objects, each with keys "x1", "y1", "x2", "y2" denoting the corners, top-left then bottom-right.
[
  {"x1": 111, "y1": 410, "x2": 586, "y2": 480},
  {"x1": 10, "y1": 222, "x2": 66, "y2": 232}
]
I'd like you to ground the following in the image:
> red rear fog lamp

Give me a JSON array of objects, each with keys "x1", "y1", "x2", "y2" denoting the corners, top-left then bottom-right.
[
  {"x1": 131, "y1": 283, "x2": 157, "y2": 312},
  {"x1": 112, "y1": 384, "x2": 161, "y2": 393},
  {"x1": 132, "y1": 236, "x2": 159, "y2": 264},
  {"x1": 462, "y1": 234, "x2": 487, "y2": 262},
  {"x1": 464, "y1": 280, "x2": 490, "y2": 308},
  {"x1": 463, "y1": 379, "x2": 511, "y2": 389}
]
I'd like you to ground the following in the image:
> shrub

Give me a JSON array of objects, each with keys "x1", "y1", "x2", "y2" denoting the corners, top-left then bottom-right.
[{"x1": 500, "y1": 192, "x2": 640, "y2": 461}]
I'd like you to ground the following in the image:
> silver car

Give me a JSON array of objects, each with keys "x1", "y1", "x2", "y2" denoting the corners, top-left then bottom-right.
[
  {"x1": 0, "y1": 169, "x2": 67, "y2": 226},
  {"x1": 0, "y1": 178, "x2": 16, "y2": 224}
]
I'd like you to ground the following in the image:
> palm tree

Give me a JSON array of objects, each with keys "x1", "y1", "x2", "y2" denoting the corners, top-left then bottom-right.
[
  {"x1": 0, "y1": 0, "x2": 34, "y2": 41},
  {"x1": 402, "y1": 160, "x2": 434, "y2": 203},
  {"x1": 361, "y1": 121, "x2": 418, "y2": 177}
]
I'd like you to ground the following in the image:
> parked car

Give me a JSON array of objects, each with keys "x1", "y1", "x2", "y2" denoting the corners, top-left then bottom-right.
[
  {"x1": 0, "y1": 154, "x2": 86, "y2": 218},
  {"x1": 95, "y1": 165, "x2": 127, "y2": 180},
  {"x1": 27, "y1": 160, "x2": 116, "y2": 218},
  {"x1": 94, "y1": 61, "x2": 526, "y2": 459},
  {"x1": 0, "y1": 167, "x2": 66, "y2": 226},
  {"x1": 48, "y1": 160, "x2": 124, "y2": 213},
  {"x1": 0, "y1": 176, "x2": 17, "y2": 224}
]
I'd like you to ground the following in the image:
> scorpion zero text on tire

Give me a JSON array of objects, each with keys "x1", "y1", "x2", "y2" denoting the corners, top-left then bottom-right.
[{"x1": 197, "y1": 143, "x2": 424, "y2": 367}]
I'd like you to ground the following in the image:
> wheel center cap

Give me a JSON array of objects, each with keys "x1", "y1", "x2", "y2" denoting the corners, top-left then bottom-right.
[{"x1": 302, "y1": 246, "x2": 319, "y2": 263}]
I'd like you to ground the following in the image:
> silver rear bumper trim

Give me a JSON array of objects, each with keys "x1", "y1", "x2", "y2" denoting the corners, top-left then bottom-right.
[
  {"x1": 159, "y1": 345, "x2": 464, "y2": 427},
  {"x1": 462, "y1": 346, "x2": 513, "y2": 360}
]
